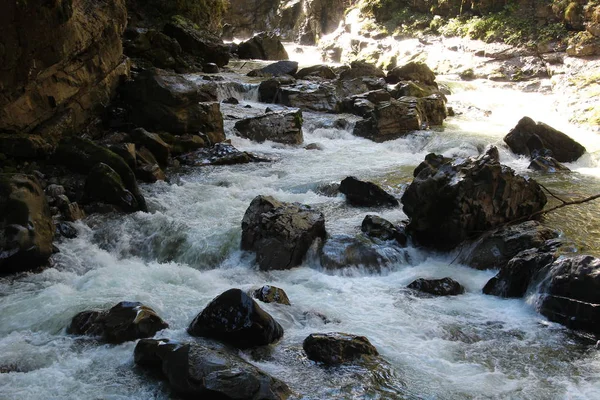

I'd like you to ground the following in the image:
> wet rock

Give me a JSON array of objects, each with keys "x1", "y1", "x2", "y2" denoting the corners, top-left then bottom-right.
[
  {"x1": 158, "y1": 133, "x2": 206, "y2": 156},
  {"x1": 123, "y1": 28, "x2": 189, "y2": 71},
  {"x1": 295, "y1": 65, "x2": 336, "y2": 80},
  {"x1": 222, "y1": 97, "x2": 240, "y2": 104},
  {"x1": 339, "y1": 177, "x2": 399, "y2": 207},
  {"x1": 457, "y1": 221, "x2": 559, "y2": 270},
  {"x1": 528, "y1": 156, "x2": 570, "y2": 172},
  {"x1": 68, "y1": 301, "x2": 168, "y2": 344},
  {"x1": 303, "y1": 332, "x2": 378, "y2": 365},
  {"x1": 56, "y1": 195, "x2": 85, "y2": 222},
  {"x1": 504, "y1": 116, "x2": 586, "y2": 162},
  {"x1": 277, "y1": 83, "x2": 340, "y2": 113},
  {"x1": 0, "y1": 174, "x2": 54, "y2": 275},
  {"x1": 341, "y1": 90, "x2": 392, "y2": 117},
  {"x1": 56, "y1": 221, "x2": 78, "y2": 239},
  {"x1": 0, "y1": 134, "x2": 54, "y2": 159},
  {"x1": 339, "y1": 61, "x2": 386, "y2": 80},
  {"x1": 203, "y1": 63, "x2": 219, "y2": 73},
  {"x1": 135, "y1": 339, "x2": 291, "y2": 399},
  {"x1": 352, "y1": 98, "x2": 423, "y2": 141},
  {"x1": 129, "y1": 128, "x2": 171, "y2": 167},
  {"x1": 135, "y1": 147, "x2": 166, "y2": 183},
  {"x1": 483, "y1": 240, "x2": 563, "y2": 298},
  {"x1": 253, "y1": 285, "x2": 291, "y2": 305},
  {"x1": 390, "y1": 81, "x2": 437, "y2": 99},
  {"x1": 108, "y1": 143, "x2": 137, "y2": 170},
  {"x1": 539, "y1": 255, "x2": 600, "y2": 334},
  {"x1": 407, "y1": 278, "x2": 465, "y2": 296},
  {"x1": 402, "y1": 147, "x2": 547, "y2": 250},
  {"x1": 235, "y1": 110, "x2": 303, "y2": 145},
  {"x1": 163, "y1": 15, "x2": 230, "y2": 67},
  {"x1": 386, "y1": 62, "x2": 438, "y2": 87},
  {"x1": 238, "y1": 32, "x2": 289, "y2": 60},
  {"x1": 319, "y1": 234, "x2": 407, "y2": 271},
  {"x1": 258, "y1": 76, "x2": 297, "y2": 103},
  {"x1": 361, "y1": 215, "x2": 407, "y2": 246},
  {"x1": 248, "y1": 61, "x2": 299, "y2": 77},
  {"x1": 188, "y1": 288, "x2": 284, "y2": 348},
  {"x1": 84, "y1": 163, "x2": 140, "y2": 212},
  {"x1": 417, "y1": 94, "x2": 448, "y2": 126},
  {"x1": 241, "y1": 195, "x2": 326, "y2": 271},
  {"x1": 177, "y1": 142, "x2": 264, "y2": 167},
  {"x1": 304, "y1": 143, "x2": 323, "y2": 150}
]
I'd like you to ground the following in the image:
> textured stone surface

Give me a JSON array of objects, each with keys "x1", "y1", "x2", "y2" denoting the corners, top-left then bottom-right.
[
  {"x1": 303, "y1": 332, "x2": 378, "y2": 364},
  {"x1": 235, "y1": 110, "x2": 303, "y2": 145}
]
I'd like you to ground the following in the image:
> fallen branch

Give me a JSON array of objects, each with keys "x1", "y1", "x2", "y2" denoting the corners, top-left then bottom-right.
[{"x1": 510, "y1": 192, "x2": 600, "y2": 226}]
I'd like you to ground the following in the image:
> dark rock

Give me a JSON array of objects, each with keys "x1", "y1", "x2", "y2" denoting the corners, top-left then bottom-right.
[
  {"x1": 401, "y1": 147, "x2": 547, "y2": 250},
  {"x1": 529, "y1": 156, "x2": 570, "y2": 172},
  {"x1": 68, "y1": 301, "x2": 168, "y2": 344},
  {"x1": 123, "y1": 28, "x2": 189, "y2": 71},
  {"x1": 304, "y1": 143, "x2": 323, "y2": 150},
  {"x1": 241, "y1": 195, "x2": 326, "y2": 271},
  {"x1": 341, "y1": 90, "x2": 392, "y2": 117},
  {"x1": 258, "y1": 76, "x2": 296, "y2": 103},
  {"x1": 386, "y1": 62, "x2": 438, "y2": 86},
  {"x1": 135, "y1": 146, "x2": 166, "y2": 183},
  {"x1": 457, "y1": 221, "x2": 559, "y2": 270},
  {"x1": 134, "y1": 339, "x2": 291, "y2": 399},
  {"x1": 539, "y1": 255, "x2": 600, "y2": 334},
  {"x1": 177, "y1": 143, "x2": 264, "y2": 166},
  {"x1": 203, "y1": 63, "x2": 219, "y2": 73},
  {"x1": 361, "y1": 215, "x2": 407, "y2": 246},
  {"x1": 238, "y1": 32, "x2": 289, "y2": 60},
  {"x1": 339, "y1": 177, "x2": 398, "y2": 207},
  {"x1": 56, "y1": 196, "x2": 85, "y2": 222},
  {"x1": 0, "y1": 134, "x2": 54, "y2": 159},
  {"x1": 188, "y1": 288, "x2": 284, "y2": 348},
  {"x1": 407, "y1": 278, "x2": 465, "y2": 296},
  {"x1": 303, "y1": 332, "x2": 378, "y2": 365},
  {"x1": 339, "y1": 61, "x2": 385, "y2": 80},
  {"x1": 417, "y1": 94, "x2": 447, "y2": 126},
  {"x1": 235, "y1": 110, "x2": 303, "y2": 145},
  {"x1": 248, "y1": 61, "x2": 299, "y2": 77},
  {"x1": 163, "y1": 15, "x2": 230, "y2": 67},
  {"x1": 0, "y1": 174, "x2": 54, "y2": 274},
  {"x1": 504, "y1": 117, "x2": 586, "y2": 162},
  {"x1": 222, "y1": 97, "x2": 240, "y2": 105},
  {"x1": 158, "y1": 132, "x2": 206, "y2": 156},
  {"x1": 130, "y1": 128, "x2": 171, "y2": 166},
  {"x1": 319, "y1": 234, "x2": 407, "y2": 271},
  {"x1": 295, "y1": 65, "x2": 336, "y2": 80},
  {"x1": 390, "y1": 81, "x2": 437, "y2": 99},
  {"x1": 109, "y1": 143, "x2": 137, "y2": 170},
  {"x1": 253, "y1": 285, "x2": 291, "y2": 305},
  {"x1": 56, "y1": 221, "x2": 78, "y2": 239},
  {"x1": 276, "y1": 83, "x2": 340, "y2": 113},
  {"x1": 84, "y1": 163, "x2": 140, "y2": 212},
  {"x1": 352, "y1": 98, "x2": 423, "y2": 141}
]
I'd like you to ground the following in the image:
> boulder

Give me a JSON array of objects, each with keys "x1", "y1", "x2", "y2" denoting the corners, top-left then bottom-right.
[
  {"x1": 295, "y1": 65, "x2": 336, "y2": 80},
  {"x1": 401, "y1": 147, "x2": 547, "y2": 250},
  {"x1": 352, "y1": 98, "x2": 423, "y2": 141},
  {"x1": 129, "y1": 128, "x2": 171, "y2": 166},
  {"x1": 303, "y1": 332, "x2": 378, "y2": 364},
  {"x1": 235, "y1": 110, "x2": 303, "y2": 145},
  {"x1": 341, "y1": 90, "x2": 392, "y2": 117},
  {"x1": 0, "y1": 134, "x2": 54, "y2": 159},
  {"x1": 407, "y1": 278, "x2": 465, "y2": 296},
  {"x1": 483, "y1": 239, "x2": 563, "y2": 298},
  {"x1": 386, "y1": 62, "x2": 438, "y2": 86},
  {"x1": 135, "y1": 147, "x2": 166, "y2": 183},
  {"x1": 56, "y1": 221, "x2": 78, "y2": 239},
  {"x1": 457, "y1": 221, "x2": 559, "y2": 270},
  {"x1": 339, "y1": 177, "x2": 399, "y2": 207},
  {"x1": 67, "y1": 301, "x2": 168, "y2": 344},
  {"x1": 123, "y1": 28, "x2": 191, "y2": 71},
  {"x1": 538, "y1": 255, "x2": 600, "y2": 333},
  {"x1": 276, "y1": 83, "x2": 340, "y2": 113},
  {"x1": 158, "y1": 133, "x2": 206, "y2": 156},
  {"x1": 248, "y1": 61, "x2": 299, "y2": 77},
  {"x1": 361, "y1": 215, "x2": 407, "y2": 246},
  {"x1": 241, "y1": 195, "x2": 326, "y2": 271},
  {"x1": 163, "y1": 15, "x2": 230, "y2": 67},
  {"x1": 566, "y1": 31, "x2": 600, "y2": 57},
  {"x1": 109, "y1": 143, "x2": 137, "y2": 169},
  {"x1": 188, "y1": 288, "x2": 284, "y2": 348},
  {"x1": 258, "y1": 76, "x2": 297, "y2": 103},
  {"x1": 84, "y1": 163, "x2": 141, "y2": 212},
  {"x1": 503, "y1": 117, "x2": 586, "y2": 162},
  {"x1": 253, "y1": 285, "x2": 291, "y2": 305},
  {"x1": 0, "y1": 174, "x2": 54, "y2": 274},
  {"x1": 417, "y1": 94, "x2": 447, "y2": 126},
  {"x1": 528, "y1": 155, "x2": 570, "y2": 172},
  {"x1": 121, "y1": 69, "x2": 225, "y2": 141},
  {"x1": 238, "y1": 32, "x2": 289, "y2": 60},
  {"x1": 339, "y1": 61, "x2": 386, "y2": 80},
  {"x1": 177, "y1": 143, "x2": 264, "y2": 167},
  {"x1": 135, "y1": 339, "x2": 291, "y2": 399}
]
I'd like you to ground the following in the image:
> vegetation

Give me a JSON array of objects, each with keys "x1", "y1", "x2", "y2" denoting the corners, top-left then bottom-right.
[{"x1": 148, "y1": 0, "x2": 229, "y2": 31}]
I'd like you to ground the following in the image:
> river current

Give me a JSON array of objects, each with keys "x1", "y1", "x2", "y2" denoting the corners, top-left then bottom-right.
[{"x1": 1, "y1": 47, "x2": 600, "y2": 399}]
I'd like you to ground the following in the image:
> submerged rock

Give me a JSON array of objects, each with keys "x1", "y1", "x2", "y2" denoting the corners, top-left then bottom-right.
[
  {"x1": 253, "y1": 285, "x2": 291, "y2": 305},
  {"x1": 188, "y1": 288, "x2": 284, "y2": 348},
  {"x1": 401, "y1": 147, "x2": 547, "y2": 250},
  {"x1": 241, "y1": 195, "x2": 326, "y2": 271},
  {"x1": 407, "y1": 278, "x2": 465, "y2": 296},
  {"x1": 235, "y1": 110, "x2": 303, "y2": 145},
  {"x1": 135, "y1": 339, "x2": 291, "y2": 399},
  {"x1": 0, "y1": 174, "x2": 54, "y2": 275},
  {"x1": 339, "y1": 177, "x2": 399, "y2": 207},
  {"x1": 303, "y1": 332, "x2": 379, "y2": 365},
  {"x1": 67, "y1": 301, "x2": 168, "y2": 344},
  {"x1": 361, "y1": 215, "x2": 407, "y2": 246},
  {"x1": 528, "y1": 155, "x2": 570, "y2": 172},
  {"x1": 238, "y1": 32, "x2": 289, "y2": 60}
]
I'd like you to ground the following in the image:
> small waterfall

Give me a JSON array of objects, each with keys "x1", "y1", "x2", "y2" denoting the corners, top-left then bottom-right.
[{"x1": 215, "y1": 81, "x2": 260, "y2": 102}]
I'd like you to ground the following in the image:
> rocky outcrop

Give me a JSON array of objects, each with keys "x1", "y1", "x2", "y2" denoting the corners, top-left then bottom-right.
[
  {"x1": 0, "y1": 0, "x2": 129, "y2": 140},
  {"x1": 130, "y1": 128, "x2": 171, "y2": 167},
  {"x1": 188, "y1": 288, "x2": 284, "y2": 348},
  {"x1": 407, "y1": 278, "x2": 465, "y2": 296},
  {"x1": 248, "y1": 61, "x2": 299, "y2": 77},
  {"x1": 253, "y1": 285, "x2": 291, "y2": 305},
  {"x1": 303, "y1": 332, "x2": 379, "y2": 365},
  {"x1": 504, "y1": 117, "x2": 586, "y2": 162},
  {"x1": 538, "y1": 255, "x2": 600, "y2": 334},
  {"x1": 67, "y1": 301, "x2": 168, "y2": 344},
  {"x1": 386, "y1": 62, "x2": 438, "y2": 87},
  {"x1": 238, "y1": 32, "x2": 289, "y2": 60},
  {"x1": 0, "y1": 174, "x2": 54, "y2": 275},
  {"x1": 234, "y1": 110, "x2": 303, "y2": 145},
  {"x1": 135, "y1": 339, "x2": 291, "y2": 400},
  {"x1": 339, "y1": 177, "x2": 399, "y2": 207},
  {"x1": 123, "y1": 28, "x2": 193, "y2": 72},
  {"x1": 402, "y1": 147, "x2": 547, "y2": 250},
  {"x1": 361, "y1": 215, "x2": 407, "y2": 246},
  {"x1": 241, "y1": 196, "x2": 326, "y2": 270}
]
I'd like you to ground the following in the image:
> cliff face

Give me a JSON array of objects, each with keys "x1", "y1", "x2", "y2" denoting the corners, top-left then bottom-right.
[{"x1": 0, "y1": 0, "x2": 129, "y2": 142}]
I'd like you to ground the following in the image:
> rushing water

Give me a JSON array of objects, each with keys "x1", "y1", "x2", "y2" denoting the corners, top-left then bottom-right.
[{"x1": 2, "y1": 58, "x2": 600, "y2": 400}]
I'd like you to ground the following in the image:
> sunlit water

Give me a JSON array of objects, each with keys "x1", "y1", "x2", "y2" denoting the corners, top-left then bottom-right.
[{"x1": 2, "y1": 59, "x2": 600, "y2": 400}]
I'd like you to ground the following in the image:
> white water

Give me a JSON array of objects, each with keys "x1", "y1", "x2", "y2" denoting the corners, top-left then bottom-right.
[{"x1": 2, "y1": 69, "x2": 600, "y2": 400}]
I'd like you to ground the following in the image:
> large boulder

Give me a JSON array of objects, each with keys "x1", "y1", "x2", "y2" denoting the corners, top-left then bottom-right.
[
  {"x1": 234, "y1": 110, "x2": 303, "y2": 145},
  {"x1": 303, "y1": 332, "x2": 379, "y2": 365},
  {"x1": 241, "y1": 195, "x2": 326, "y2": 271},
  {"x1": 84, "y1": 163, "x2": 141, "y2": 212},
  {"x1": 121, "y1": 68, "x2": 224, "y2": 142},
  {"x1": 188, "y1": 288, "x2": 284, "y2": 348},
  {"x1": 135, "y1": 339, "x2": 291, "y2": 399},
  {"x1": 401, "y1": 147, "x2": 547, "y2": 250},
  {"x1": 386, "y1": 62, "x2": 438, "y2": 86},
  {"x1": 352, "y1": 98, "x2": 423, "y2": 141},
  {"x1": 163, "y1": 15, "x2": 230, "y2": 67},
  {"x1": 339, "y1": 61, "x2": 385, "y2": 80},
  {"x1": 248, "y1": 61, "x2": 299, "y2": 77},
  {"x1": 339, "y1": 177, "x2": 399, "y2": 207},
  {"x1": 407, "y1": 278, "x2": 465, "y2": 296},
  {"x1": 0, "y1": 0, "x2": 129, "y2": 138},
  {"x1": 67, "y1": 301, "x2": 168, "y2": 344},
  {"x1": 238, "y1": 32, "x2": 289, "y2": 60},
  {"x1": 0, "y1": 174, "x2": 54, "y2": 274},
  {"x1": 503, "y1": 117, "x2": 586, "y2": 162},
  {"x1": 123, "y1": 28, "x2": 191, "y2": 72},
  {"x1": 295, "y1": 65, "x2": 336, "y2": 80},
  {"x1": 538, "y1": 255, "x2": 600, "y2": 334}
]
